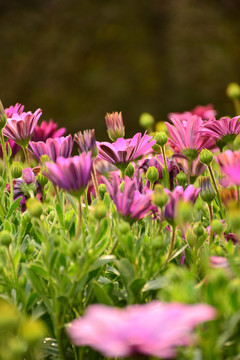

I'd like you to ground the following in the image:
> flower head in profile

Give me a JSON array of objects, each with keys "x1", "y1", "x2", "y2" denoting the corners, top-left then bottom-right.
[
  {"x1": 32, "y1": 119, "x2": 66, "y2": 142},
  {"x1": 216, "y1": 150, "x2": 240, "y2": 186},
  {"x1": 29, "y1": 135, "x2": 73, "y2": 162},
  {"x1": 104, "y1": 174, "x2": 154, "y2": 221},
  {"x1": 67, "y1": 302, "x2": 215, "y2": 359},
  {"x1": 105, "y1": 111, "x2": 125, "y2": 141},
  {"x1": 165, "y1": 185, "x2": 200, "y2": 223},
  {"x1": 199, "y1": 116, "x2": 240, "y2": 151},
  {"x1": 97, "y1": 132, "x2": 155, "y2": 170},
  {"x1": 74, "y1": 129, "x2": 97, "y2": 155},
  {"x1": 3, "y1": 108, "x2": 42, "y2": 147},
  {"x1": 43, "y1": 153, "x2": 93, "y2": 197},
  {"x1": 4, "y1": 103, "x2": 24, "y2": 118},
  {"x1": 165, "y1": 115, "x2": 215, "y2": 161}
]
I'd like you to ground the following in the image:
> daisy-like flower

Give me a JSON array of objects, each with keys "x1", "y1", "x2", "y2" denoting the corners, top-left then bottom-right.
[
  {"x1": 3, "y1": 108, "x2": 42, "y2": 148},
  {"x1": 97, "y1": 132, "x2": 156, "y2": 173},
  {"x1": 199, "y1": 116, "x2": 240, "y2": 151},
  {"x1": 105, "y1": 111, "x2": 125, "y2": 141},
  {"x1": 67, "y1": 301, "x2": 215, "y2": 359},
  {"x1": 165, "y1": 185, "x2": 200, "y2": 223},
  {"x1": 191, "y1": 104, "x2": 217, "y2": 120},
  {"x1": 4, "y1": 103, "x2": 24, "y2": 118},
  {"x1": 32, "y1": 119, "x2": 66, "y2": 142},
  {"x1": 165, "y1": 115, "x2": 215, "y2": 162},
  {"x1": 43, "y1": 153, "x2": 93, "y2": 197},
  {"x1": 104, "y1": 174, "x2": 154, "y2": 221},
  {"x1": 74, "y1": 129, "x2": 96, "y2": 154},
  {"x1": 216, "y1": 150, "x2": 240, "y2": 185},
  {"x1": 29, "y1": 135, "x2": 73, "y2": 162}
]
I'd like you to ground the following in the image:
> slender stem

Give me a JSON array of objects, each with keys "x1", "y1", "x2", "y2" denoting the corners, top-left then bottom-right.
[
  {"x1": 208, "y1": 203, "x2": 213, "y2": 245},
  {"x1": 237, "y1": 186, "x2": 240, "y2": 208},
  {"x1": 164, "y1": 226, "x2": 176, "y2": 266},
  {"x1": 76, "y1": 198, "x2": 82, "y2": 238},
  {"x1": 91, "y1": 163, "x2": 100, "y2": 199},
  {"x1": 233, "y1": 98, "x2": 240, "y2": 115},
  {"x1": 187, "y1": 160, "x2": 192, "y2": 185},
  {"x1": 208, "y1": 164, "x2": 224, "y2": 216},
  {"x1": 0, "y1": 131, "x2": 13, "y2": 204},
  {"x1": 161, "y1": 145, "x2": 170, "y2": 189},
  {"x1": 22, "y1": 147, "x2": 30, "y2": 166},
  {"x1": 54, "y1": 185, "x2": 61, "y2": 204}
]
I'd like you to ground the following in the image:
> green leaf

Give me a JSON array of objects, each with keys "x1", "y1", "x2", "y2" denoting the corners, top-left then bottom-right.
[
  {"x1": 130, "y1": 278, "x2": 145, "y2": 295},
  {"x1": 169, "y1": 244, "x2": 188, "y2": 262},
  {"x1": 6, "y1": 197, "x2": 22, "y2": 219},
  {"x1": 116, "y1": 258, "x2": 135, "y2": 286},
  {"x1": 29, "y1": 264, "x2": 49, "y2": 280},
  {"x1": 56, "y1": 203, "x2": 64, "y2": 227},
  {"x1": 142, "y1": 277, "x2": 166, "y2": 292},
  {"x1": 92, "y1": 281, "x2": 113, "y2": 305},
  {"x1": 90, "y1": 255, "x2": 116, "y2": 271}
]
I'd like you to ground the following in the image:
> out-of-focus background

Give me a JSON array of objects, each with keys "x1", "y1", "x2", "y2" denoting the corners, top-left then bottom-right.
[{"x1": 0, "y1": 0, "x2": 240, "y2": 139}]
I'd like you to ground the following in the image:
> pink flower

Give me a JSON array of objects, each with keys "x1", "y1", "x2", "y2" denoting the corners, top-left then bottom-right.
[
  {"x1": 210, "y1": 256, "x2": 229, "y2": 269},
  {"x1": 97, "y1": 132, "x2": 156, "y2": 169},
  {"x1": 165, "y1": 115, "x2": 215, "y2": 161},
  {"x1": 191, "y1": 104, "x2": 217, "y2": 120},
  {"x1": 32, "y1": 119, "x2": 66, "y2": 142},
  {"x1": 199, "y1": 116, "x2": 240, "y2": 150},
  {"x1": 104, "y1": 174, "x2": 154, "y2": 221},
  {"x1": 43, "y1": 153, "x2": 93, "y2": 197},
  {"x1": 216, "y1": 150, "x2": 240, "y2": 186},
  {"x1": 67, "y1": 302, "x2": 216, "y2": 358},
  {"x1": 74, "y1": 129, "x2": 96, "y2": 154},
  {"x1": 4, "y1": 103, "x2": 24, "y2": 118},
  {"x1": 29, "y1": 135, "x2": 73, "y2": 162},
  {"x1": 3, "y1": 108, "x2": 42, "y2": 147},
  {"x1": 105, "y1": 111, "x2": 125, "y2": 141}
]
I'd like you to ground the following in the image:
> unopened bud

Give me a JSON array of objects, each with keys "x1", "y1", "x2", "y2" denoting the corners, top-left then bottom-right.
[
  {"x1": 146, "y1": 166, "x2": 159, "y2": 184},
  {"x1": 226, "y1": 82, "x2": 240, "y2": 100},
  {"x1": 27, "y1": 198, "x2": 43, "y2": 218},
  {"x1": 155, "y1": 132, "x2": 168, "y2": 147},
  {"x1": 98, "y1": 184, "x2": 107, "y2": 200},
  {"x1": 0, "y1": 230, "x2": 12, "y2": 247},
  {"x1": 119, "y1": 221, "x2": 130, "y2": 235},
  {"x1": 152, "y1": 184, "x2": 168, "y2": 208},
  {"x1": 139, "y1": 112, "x2": 155, "y2": 130},
  {"x1": 212, "y1": 219, "x2": 224, "y2": 235},
  {"x1": 0, "y1": 100, "x2": 7, "y2": 130},
  {"x1": 193, "y1": 222, "x2": 204, "y2": 237},
  {"x1": 199, "y1": 149, "x2": 213, "y2": 166},
  {"x1": 92, "y1": 200, "x2": 107, "y2": 220},
  {"x1": 21, "y1": 319, "x2": 46, "y2": 345},
  {"x1": 200, "y1": 178, "x2": 216, "y2": 205},
  {"x1": 105, "y1": 112, "x2": 125, "y2": 141},
  {"x1": 37, "y1": 172, "x2": 48, "y2": 187},
  {"x1": 11, "y1": 162, "x2": 23, "y2": 179},
  {"x1": 176, "y1": 171, "x2": 187, "y2": 186}
]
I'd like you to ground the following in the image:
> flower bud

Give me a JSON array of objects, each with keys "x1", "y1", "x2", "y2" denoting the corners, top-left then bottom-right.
[
  {"x1": 152, "y1": 184, "x2": 168, "y2": 208},
  {"x1": 98, "y1": 183, "x2": 107, "y2": 200},
  {"x1": 212, "y1": 219, "x2": 224, "y2": 235},
  {"x1": 176, "y1": 171, "x2": 187, "y2": 186},
  {"x1": 27, "y1": 198, "x2": 43, "y2": 218},
  {"x1": 0, "y1": 230, "x2": 12, "y2": 247},
  {"x1": 139, "y1": 112, "x2": 155, "y2": 130},
  {"x1": 193, "y1": 222, "x2": 204, "y2": 237},
  {"x1": 0, "y1": 299, "x2": 18, "y2": 329},
  {"x1": 37, "y1": 172, "x2": 48, "y2": 187},
  {"x1": 118, "y1": 221, "x2": 130, "y2": 235},
  {"x1": 105, "y1": 112, "x2": 125, "y2": 141},
  {"x1": 200, "y1": 178, "x2": 216, "y2": 205},
  {"x1": 146, "y1": 166, "x2": 159, "y2": 184},
  {"x1": 126, "y1": 163, "x2": 134, "y2": 178},
  {"x1": 0, "y1": 100, "x2": 7, "y2": 130},
  {"x1": 22, "y1": 168, "x2": 35, "y2": 184},
  {"x1": 155, "y1": 121, "x2": 167, "y2": 133},
  {"x1": 155, "y1": 132, "x2": 168, "y2": 147},
  {"x1": 21, "y1": 319, "x2": 46, "y2": 345},
  {"x1": 177, "y1": 200, "x2": 193, "y2": 224},
  {"x1": 199, "y1": 149, "x2": 213, "y2": 166},
  {"x1": 11, "y1": 162, "x2": 23, "y2": 179},
  {"x1": 152, "y1": 143, "x2": 161, "y2": 154},
  {"x1": 226, "y1": 82, "x2": 240, "y2": 100},
  {"x1": 92, "y1": 200, "x2": 107, "y2": 221},
  {"x1": 40, "y1": 154, "x2": 50, "y2": 165}
]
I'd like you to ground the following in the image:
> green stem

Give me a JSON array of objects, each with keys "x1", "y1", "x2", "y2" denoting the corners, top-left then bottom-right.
[
  {"x1": 208, "y1": 164, "x2": 224, "y2": 216},
  {"x1": 208, "y1": 203, "x2": 213, "y2": 245},
  {"x1": 53, "y1": 185, "x2": 61, "y2": 204},
  {"x1": 237, "y1": 186, "x2": 240, "y2": 208},
  {"x1": 233, "y1": 98, "x2": 240, "y2": 115},
  {"x1": 161, "y1": 145, "x2": 170, "y2": 189},
  {"x1": 187, "y1": 160, "x2": 192, "y2": 185},
  {"x1": 164, "y1": 226, "x2": 176, "y2": 266},
  {"x1": 22, "y1": 146, "x2": 30, "y2": 166},
  {"x1": 76, "y1": 198, "x2": 82, "y2": 238},
  {"x1": 0, "y1": 131, "x2": 13, "y2": 204}
]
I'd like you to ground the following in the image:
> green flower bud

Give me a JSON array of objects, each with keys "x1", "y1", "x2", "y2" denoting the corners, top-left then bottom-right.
[
  {"x1": 0, "y1": 230, "x2": 12, "y2": 247},
  {"x1": 155, "y1": 132, "x2": 168, "y2": 147},
  {"x1": 21, "y1": 319, "x2": 46, "y2": 345},
  {"x1": 199, "y1": 149, "x2": 213, "y2": 166},
  {"x1": 212, "y1": 219, "x2": 224, "y2": 235},
  {"x1": 92, "y1": 200, "x2": 107, "y2": 221},
  {"x1": 177, "y1": 200, "x2": 193, "y2": 224},
  {"x1": 26, "y1": 243, "x2": 35, "y2": 255},
  {"x1": 0, "y1": 100, "x2": 7, "y2": 130},
  {"x1": 152, "y1": 143, "x2": 161, "y2": 154},
  {"x1": 40, "y1": 154, "x2": 50, "y2": 165},
  {"x1": 47, "y1": 210, "x2": 55, "y2": 222},
  {"x1": 139, "y1": 112, "x2": 155, "y2": 130},
  {"x1": 176, "y1": 171, "x2": 187, "y2": 186},
  {"x1": 146, "y1": 166, "x2": 159, "y2": 184},
  {"x1": 152, "y1": 184, "x2": 168, "y2": 208},
  {"x1": 226, "y1": 82, "x2": 240, "y2": 100},
  {"x1": 37, "y1": 172, "x2": 48, "y2": 187},
  {"x1": 126, "y1": 163, "x2": 134, "y2": 178},
  {"x1": 27, "y1": 198, "x2": 43, "y2": 218},
  {"x1": 200, "y1": 178, "x2": 216, "y2": 205},
  {"x1": 193, "y1": 222, "x2": 204, "y2": 237},
  {"x1": 11, "y1": 162, "x2": 23, "y2": 179},
  {"x1": 0, "y1": 299, "x2": 19, "y2": 330},
  {"x1": 98, "y1": 184, "x2": 107, "y2": 200},
  {"x1": 118, "y1": 221, "x2": 130, "y2": 234}
]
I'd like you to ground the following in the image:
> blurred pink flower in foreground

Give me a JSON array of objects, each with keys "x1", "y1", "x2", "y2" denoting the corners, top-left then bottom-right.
[
  {"x1": 67, "y1": 302, "x2": 216, "y2": 358},
  {"x1": 210, "y1": 256, "x2": 229, "y2": 269},
  {"x1": 216, "y1": 150, "x2": 240, "y2": 186},
  {"x1": 32, "y1": 119, "x2": 66, "y2": 142},
  {"x1": 97, "y1": 132, "x2": 155, "y2": 168},
  {"x1": 191, "y1": 104, "x2": 217, "y2": 120}
]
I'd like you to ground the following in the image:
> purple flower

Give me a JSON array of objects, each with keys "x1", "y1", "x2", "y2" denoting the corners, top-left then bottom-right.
[
  {"x1": 165, "y1": 185, "x2": 200, "y2": 223},
  {"x1": 105, "y1": 111, "x2": 125, "y2": 141},
  {"x1": 104, "y1": 175, "x2": 154, "y2": 221},
  {"x1": 67, "y1": 301, "x2": 216, "y2": 358},
  {"x1": 29, "y1": 135, "x2": 73, "y2": 162},
  {"x1": 3, "y1": 108, "x2": 42, "y2": 147},
  {"x1": 43, "y1": 153, "x2": 93, "y2": 197},
  {"x1": 74, "y1": 129, "x2": 96, "y2": 154},
  {"x1": 31, "y1": 119, "x2": 66, "y2": 142},
  {"x1": 210, "y1": 256, "x2": 229, "y2": 269},
  {"x1": 4, "y1": 103, "x2": 24, "y2": 118},
  {"x1": 97, "y1": 132, "x2": 156, "y2": 169}
]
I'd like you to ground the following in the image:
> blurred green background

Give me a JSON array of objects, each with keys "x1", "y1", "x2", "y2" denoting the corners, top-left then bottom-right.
[{"x1": 0, "y1": 0, "x2": 240, "y2": 139}]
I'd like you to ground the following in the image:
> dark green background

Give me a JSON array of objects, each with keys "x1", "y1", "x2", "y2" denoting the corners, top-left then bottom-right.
[{"x1": 0, "y1": 0, "x2": 240, "y2": 139}]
